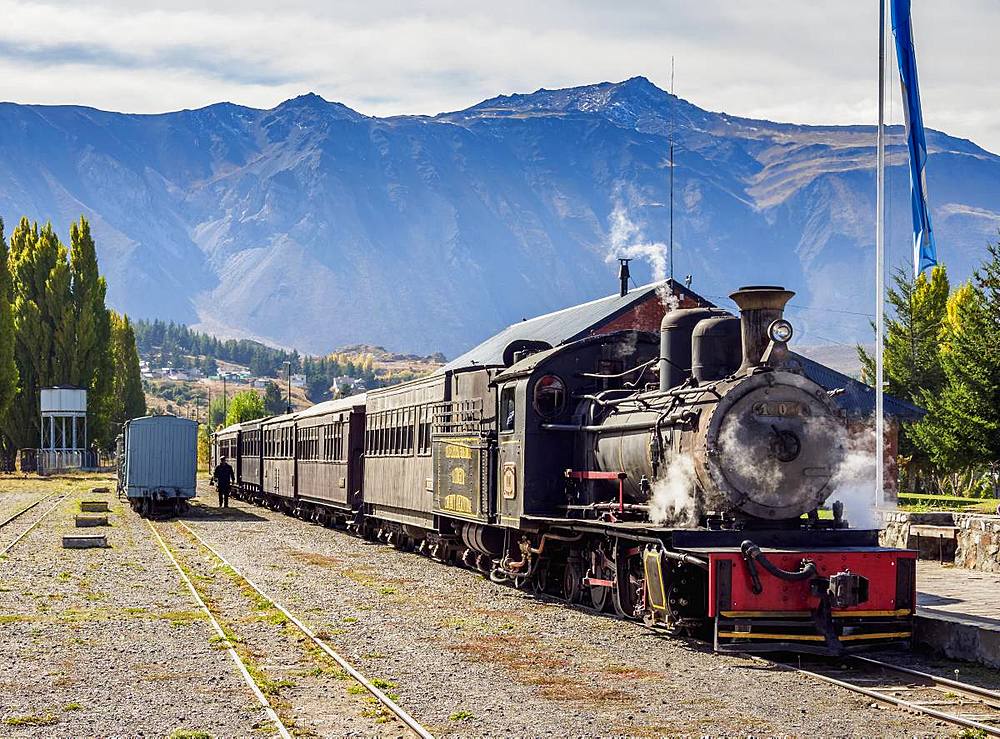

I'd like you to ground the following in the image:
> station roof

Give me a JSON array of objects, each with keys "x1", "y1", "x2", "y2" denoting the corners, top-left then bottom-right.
[
  {"x1": 793, "y1": 353, "x2": 925, "y2": 422},
  {"x1": 440, "y1": 279, "x2": 705, "y2": 373}
]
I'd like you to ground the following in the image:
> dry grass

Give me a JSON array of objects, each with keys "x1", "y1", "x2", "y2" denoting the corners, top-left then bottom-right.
[
  {"x1": 452, "y1": 635, "x2": 627, "y2": 705},
  {"x1": 0, "y1": 472, "x2": 116, "y2": 497},
  {"x1": 286, "y1": 549, "x2": 340, "y2": 568}
]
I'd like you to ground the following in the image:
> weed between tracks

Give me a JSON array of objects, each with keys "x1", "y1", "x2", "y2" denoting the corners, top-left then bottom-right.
[{"x1": 170, "y1": 523, "x2": 401, "y2": 732}]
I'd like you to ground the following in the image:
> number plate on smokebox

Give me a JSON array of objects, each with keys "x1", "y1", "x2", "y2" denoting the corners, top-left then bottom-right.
[{"x1": 752, "y1": 401, "x2": 807, "y2": 418}]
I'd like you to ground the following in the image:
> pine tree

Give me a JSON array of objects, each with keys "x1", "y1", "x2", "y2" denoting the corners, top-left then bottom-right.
[
  {"x1": 858, "y1": 264, "x2": 950, "y2": 475},
  {"x1": 109, "y1": 311, "x2": 146, "y2": 428},
  {"x1": 69, "y1": 217, "x2": 114, "y2": 447},
  {"x1": 0, "y1": 220, "x2": 19, "y2": 429},
  {"x1": 263, "y1": 381, "x2": 285, "y2": 416}
]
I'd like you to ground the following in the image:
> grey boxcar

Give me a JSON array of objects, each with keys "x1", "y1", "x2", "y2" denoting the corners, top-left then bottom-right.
[{"x1": 119, "y1": 415, "x2": 198, "y2": 516}]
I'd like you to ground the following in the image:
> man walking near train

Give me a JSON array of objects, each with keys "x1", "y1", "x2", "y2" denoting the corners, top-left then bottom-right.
[{"x1": 211, "y1": 456, "x2": 234, "y2": 508}]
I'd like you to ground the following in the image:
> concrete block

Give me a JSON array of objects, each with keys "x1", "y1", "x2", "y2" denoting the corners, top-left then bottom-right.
[
  {"x1": 62, "y1": 533, "x2": 107, "y2": 549},
  {"x1": 74, "y1": 514, "x2": 108, "y2": 527},
  {"x1": 90, "y1": 486, "x2": 110, "y2": 493},
  {"x1": 80, "y1": 500, "x2": 109, "y2": 513}
]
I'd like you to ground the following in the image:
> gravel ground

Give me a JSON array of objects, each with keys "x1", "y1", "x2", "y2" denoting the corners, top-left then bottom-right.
[
  {"x1": 184, "y1": 491, "x2": 955, "y2": 738},
  {"x1": 0, "y1": 481, "x2": 270, "y2": 737},
  {"x1": 0, "y1": 490, "x2": 49, "y2": 526},
  {"x1": 153, "y1": 519, "x2": 410, "y2": 737}
]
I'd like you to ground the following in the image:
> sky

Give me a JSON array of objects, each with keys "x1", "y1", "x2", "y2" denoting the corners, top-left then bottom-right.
[{"x1": 0, "y1": 0, "x2": 997, "y2": 153}]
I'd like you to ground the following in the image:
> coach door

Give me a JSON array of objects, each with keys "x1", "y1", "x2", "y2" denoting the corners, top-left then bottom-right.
[{"x1": 497, "y1": 382, "x2": 522, "y2": 527}]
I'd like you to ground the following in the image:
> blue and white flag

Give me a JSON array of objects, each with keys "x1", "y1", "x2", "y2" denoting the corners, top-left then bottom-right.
[{"x1": 891, "y1": 0, "x2": 937, "y2": 276}]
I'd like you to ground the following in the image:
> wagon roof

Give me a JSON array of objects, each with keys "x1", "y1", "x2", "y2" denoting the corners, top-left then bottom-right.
[{"x1": 295, "y1": 393, "x2": 367, "y2": 420}]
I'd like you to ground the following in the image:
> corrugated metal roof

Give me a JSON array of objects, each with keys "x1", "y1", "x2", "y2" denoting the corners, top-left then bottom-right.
[
  {"x1": 295, "y1": 393, "x2": 367, "y2": 419},
  {"x1": 440, "y1": 279, "x2": 704, "y2": 373},
  {"x1": 793, "y1": 352, "x2": 925, "y2": 421}
]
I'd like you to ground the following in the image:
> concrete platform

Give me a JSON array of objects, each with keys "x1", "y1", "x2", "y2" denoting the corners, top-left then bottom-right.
[
  {"x1": 79, "y1": 500, "x2": 109, "y2": 513},
  {"x1": 915, "y1": 561, "x2": 1000, "y2": 668},
  {"x1": 74, "y1": 514, "x2": 108, "y2": 527}
]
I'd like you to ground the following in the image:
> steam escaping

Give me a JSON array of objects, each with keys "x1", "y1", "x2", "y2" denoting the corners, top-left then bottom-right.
[
  {"x1": 606, "y1": 186, "x2": 676, "y2": 308},
  {"x1": 649, "y1": 453, "x2": 697, "y2": 526},
  {"x1": 828, "y1": 421, "x2": 894, "y2": 530}
]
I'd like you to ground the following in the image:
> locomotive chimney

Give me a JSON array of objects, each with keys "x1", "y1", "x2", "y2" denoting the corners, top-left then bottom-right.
[
  {"x1": 729, "y1": 285, "x2": 794, "y2": 373},
  {"x1": 617, "y1": 258, "x2": 631, "y2": 298}
]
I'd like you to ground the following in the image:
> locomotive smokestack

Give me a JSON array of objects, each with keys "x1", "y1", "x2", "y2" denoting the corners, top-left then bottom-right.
[
  {"x1": 729, "y1": 285, "x2": 794, "y2": 373},
  {"x1": 618, "y1": 258, "x2": 631, "y2": 298}
]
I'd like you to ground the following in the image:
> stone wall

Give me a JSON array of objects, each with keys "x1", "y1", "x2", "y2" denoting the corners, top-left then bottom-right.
[
  {"x1": 880, "y1": 510, "x2": 1000, "y2": 572},
  {"x1": 954, "y1": 514, "x2": 1000, "y2": 573}
]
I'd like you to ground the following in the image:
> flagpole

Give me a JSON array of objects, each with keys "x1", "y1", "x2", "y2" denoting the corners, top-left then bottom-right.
[{"x1": 875, "y1": 0, "x2": 887, "y2": 510}]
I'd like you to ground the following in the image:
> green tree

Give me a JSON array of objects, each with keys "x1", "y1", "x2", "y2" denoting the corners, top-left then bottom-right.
[
  {"x1": 0, "y1": 220, "x2": 19, "y2": 430},
  {"x1": 263, "y1": 381, "x2": 285, "y2": 416},
  {"x1": 2, "y1": 220, "x2": 73, "y2": 449},
  {"x1": 109, "y1": 311, "x2": 146, "y2": 428},
  {"x1": 197, "y1": 423, "x2": 211, "y2": 469},
  {"x1": 911, "y1": 243, "x2": 1000, "y2": 488},
  {"x1": 858, "y1": 265, "x2": 950, "y2": 479},
  {"x1": 225, "y1": 390, "x2": 266, "y2": 426},
  {"x1": 208, "y1": 396, "x2": 227, "y2": 428}
]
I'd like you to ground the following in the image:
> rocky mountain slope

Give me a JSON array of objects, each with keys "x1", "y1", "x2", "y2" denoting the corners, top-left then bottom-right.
[{"x1": 1, "y1": 77, "x2": 997, "y2": 356}]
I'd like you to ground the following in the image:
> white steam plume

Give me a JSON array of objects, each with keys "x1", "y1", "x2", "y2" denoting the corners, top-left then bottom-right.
[
  {"x1": 828, "y1": 420, "x2": 894, "y2": 530},
  {"x1": 649, "y1": 453, "x2": 697, "y2": 526},
  {"x1": 606, "y1": 186, "x2": 677, "y2": 309}
]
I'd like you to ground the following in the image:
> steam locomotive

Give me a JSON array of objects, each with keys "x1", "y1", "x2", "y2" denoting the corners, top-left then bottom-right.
[{"x1": 213, "y1": 286, "x2": 915, "y2": 654}]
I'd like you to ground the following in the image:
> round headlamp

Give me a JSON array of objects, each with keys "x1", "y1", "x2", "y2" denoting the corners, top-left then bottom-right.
[{"x1": 768, "y1": 319, "x2": 794, "y2": 343}]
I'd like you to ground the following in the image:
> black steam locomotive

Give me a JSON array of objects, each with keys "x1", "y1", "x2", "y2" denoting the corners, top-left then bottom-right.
[{"x1": 214, "y1": 286, "x2": 915, "y2": 654}]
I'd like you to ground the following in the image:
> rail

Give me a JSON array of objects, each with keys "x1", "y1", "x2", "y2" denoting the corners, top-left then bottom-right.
[
  {"x1": 177, "y1": 520, "x2": 435, "y2": 739},
  {"x1": 147, "y1": 520, "x2": 293, "y2": 739},
  {"x1": 0, "y1": 494, "x2": 67, "y2": 557},
  {"x1": 756, "y1": 652, "x2": 1000, "y2": 736}
]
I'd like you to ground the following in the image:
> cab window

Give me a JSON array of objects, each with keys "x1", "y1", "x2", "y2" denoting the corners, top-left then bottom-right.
[{"x1": 499, "y1": 386, "x2": 516, "y2": 432}]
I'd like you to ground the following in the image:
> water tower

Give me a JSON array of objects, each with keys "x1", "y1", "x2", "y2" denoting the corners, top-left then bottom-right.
[{"x1": 39, "y1": 387, "x2": 88, "y2": 467}]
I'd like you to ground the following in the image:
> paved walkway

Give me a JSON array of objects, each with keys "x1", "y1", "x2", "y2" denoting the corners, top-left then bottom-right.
[{"x1": 917, "y1": 561, "x2": 1000, "y2": 628}]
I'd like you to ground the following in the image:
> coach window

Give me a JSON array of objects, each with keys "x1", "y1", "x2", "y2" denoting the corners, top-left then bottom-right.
[{"x1": 499, "y1": 386, "x2": 516, "y2": 432}]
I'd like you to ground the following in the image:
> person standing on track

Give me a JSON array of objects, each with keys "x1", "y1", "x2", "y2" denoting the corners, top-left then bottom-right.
[{"x1": 211, "y1": 455, "x2": 234, "y2": 508}]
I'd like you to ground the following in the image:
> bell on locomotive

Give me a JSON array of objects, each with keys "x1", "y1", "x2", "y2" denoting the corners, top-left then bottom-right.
[{"x1": 591, "y1": 285, "x2": 848, "y2": 528}]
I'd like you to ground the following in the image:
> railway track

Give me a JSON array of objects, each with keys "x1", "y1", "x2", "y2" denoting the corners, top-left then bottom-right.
[
  {"x1": 767, "y1": 653, "x2": 1000, "y2": 736},
  {"x1": 151, "y1": 517, "x2": 434, "y2": 739},
  {"x1": 0, "y1": 493, "x2": 66, "y2": 557}
]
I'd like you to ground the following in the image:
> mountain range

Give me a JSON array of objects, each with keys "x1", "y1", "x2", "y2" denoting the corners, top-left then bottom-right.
[{"x1": 1, "y1": 77, "x2": 997, "y2": 357}]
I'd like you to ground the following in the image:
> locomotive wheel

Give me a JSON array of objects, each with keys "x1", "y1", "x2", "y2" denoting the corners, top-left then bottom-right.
[
  {"x1": 562, "y1": 559, "x2": 582, "y2": 604},
  {"x1": 532, "y1": 560, "x2": 550, "y2": 595},
  {"x1": 589, "y1": 582, "x2": 609, "y2": 612}
]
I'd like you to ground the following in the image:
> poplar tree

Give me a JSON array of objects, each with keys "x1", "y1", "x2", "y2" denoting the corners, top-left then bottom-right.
[
  {"x1": 109, "y1": 311, "x2": 146, "y2": 427},
  {"x1": 69, "y1": 217, "x2": 113, "y2": 447},
  {"x1": 3, "y1": 220, "x2": 72, "y2": 449},
  {"x1": 0, "y1": 220, "x2": 18, "y2": 429}
]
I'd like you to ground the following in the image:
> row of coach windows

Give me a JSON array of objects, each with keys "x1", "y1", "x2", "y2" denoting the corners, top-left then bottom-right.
[
  {"x1": 240, "y1": 430, "x2": 261, "y2": 457},
  {"x1": 294, "y1": 423, "x2": 347, "y2": 462},
  {"x1": 265, "y1": 426, "x2": 294, "y2": 458},
  {"x1": 365, "y1": 405, "x2": 432, "y2": 457}
]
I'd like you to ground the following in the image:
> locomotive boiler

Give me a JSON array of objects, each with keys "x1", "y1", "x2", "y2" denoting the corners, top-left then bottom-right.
[{"x1": 588, "y1": 286, "x2": 848, "y2": 525}]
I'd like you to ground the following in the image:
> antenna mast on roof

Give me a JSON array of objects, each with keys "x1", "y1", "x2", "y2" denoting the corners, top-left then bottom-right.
[{"x1": 669, "y1": 56, "x2": 676, "y2": 285}]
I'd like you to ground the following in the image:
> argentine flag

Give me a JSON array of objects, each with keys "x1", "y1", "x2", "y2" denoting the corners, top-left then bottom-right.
[{"x1": 890, "y1": 0, "x2": 937, "y2": 276}]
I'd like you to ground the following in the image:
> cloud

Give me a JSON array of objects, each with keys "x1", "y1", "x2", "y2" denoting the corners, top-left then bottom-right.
[{"x1": 0, "y1": 0, "x2": 997, "y2": 152}]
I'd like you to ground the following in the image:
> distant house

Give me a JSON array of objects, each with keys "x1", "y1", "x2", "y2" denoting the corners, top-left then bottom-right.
[
  {"x1": 442, "y1": 279, "x2": 921, "y2": 499},
  {"x1": 290, "y1": 373, "x2": 306, "y2": 388}
]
